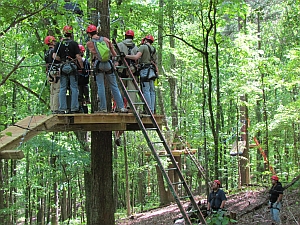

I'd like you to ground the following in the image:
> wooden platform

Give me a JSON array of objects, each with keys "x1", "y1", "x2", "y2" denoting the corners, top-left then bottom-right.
[{"x1": 0, "y1": 113, "x2": 163, "y2": 159}]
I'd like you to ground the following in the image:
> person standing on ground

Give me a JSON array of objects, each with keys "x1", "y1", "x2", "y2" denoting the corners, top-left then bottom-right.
[
  {"x1": 207, "y1": 180, "x2": 227, "y2": 215},
  {"x1": 86, "y1": 24, "x2": 128, "y2": 113},
  {"x1": 53, "y1": 25, "x2": 83, "y2": 114},
  {"x1": 269, "y1": 175, "x2": 283, "y2": 224},
  {"x1": 44, "y1": 35, "x2": 60, "y2": 114},
  {"x1": 125, "y1": 34, "x2": 157, "y2": 114}
]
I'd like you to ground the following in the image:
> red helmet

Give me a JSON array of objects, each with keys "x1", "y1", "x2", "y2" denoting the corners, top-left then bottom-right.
[
  {"x1": 86, "y1": 24, "x2": 97, "y2": 33},
  {"x1": 78, "y1": 44, "x2": 85, "y2": 52},
  {"x1": 63, "y1": 25, "x2": 73, "y2": 34},
  {"x1": 140, "y1": 38, "x2": 146, "y2": 45},
  {"x1": 125, "y1": 30, "x2": 134, "y2": 37},
  {"x1": 271, "y1": 175, "x2": 279, "y2": 181},
  {"x1": 145, "y1": 34, "x2": 154, "y2": 42},
  {"x1": 44, "y1": 36, "x2": 56, "y2": 45},
  {"x1": 214, "y1": 180, "x2": 221, "y2": 186}
]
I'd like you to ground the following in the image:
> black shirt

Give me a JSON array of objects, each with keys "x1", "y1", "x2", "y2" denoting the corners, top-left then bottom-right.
[
  {"x1": 53, "y1": 39, "x2": 80, "y2": 62},
  {"x1": 269, "y1": 182, "x2": 283, "y2": 203},
  {"x1": 208, "y1": 189, "x2": 227, "y2": 210}
]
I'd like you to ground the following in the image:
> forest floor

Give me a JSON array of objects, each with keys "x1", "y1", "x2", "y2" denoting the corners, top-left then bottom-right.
[{"x1": 116, "y1": 187, "x2": 300, "y2": 225}]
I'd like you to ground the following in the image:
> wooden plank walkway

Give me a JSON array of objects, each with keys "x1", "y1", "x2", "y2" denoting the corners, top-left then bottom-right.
[{"x1": 0, "y1": 113, "x2": 163, "y2": 159}]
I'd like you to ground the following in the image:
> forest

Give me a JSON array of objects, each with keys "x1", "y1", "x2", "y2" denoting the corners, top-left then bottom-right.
[{"x1": 0, "y1": 0, "x2": 300, "y2": 224}]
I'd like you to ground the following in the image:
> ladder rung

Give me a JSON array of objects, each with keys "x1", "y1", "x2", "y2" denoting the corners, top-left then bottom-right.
[
  {"x1": 140, "y1": 114, "x2": 151, "y2": 118},
  {"x1": 134, "y1": 102, "x2": 145, "y2": 105},
  {"x1": 179, "y1": 195, "x2": 192, "y2": 200},
  {"x1": 127, "y1": 90, "x2": 139, "y2": 93},
  {"x1": 115, "y1": 66, "x2": 128, "y2": 69},
  {"x1": 165, "y1": 167, "x2": 178, "y2": 171},
  {"x1": 146, "y1": 127, "x2": 157, "y2": 130},
  {"x1": 151, "y1": 141, "x2": 164, "y2": 144},
  {"x1": 172, "y1": 181, "x2": 184, "y2": 185},
  {"x1": 159, "y1": 154, "x2": 171, "y2": 157},
  {"x1": 187, "y1": 209, "x2": 199, "y2": 214},
  {"x1": 121, "y1": 77, "x2": 133, "y2": 81}
]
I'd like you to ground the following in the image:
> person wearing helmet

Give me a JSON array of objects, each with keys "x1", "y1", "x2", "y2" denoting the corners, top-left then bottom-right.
[
  {"x1": 52, "y1": 25, "x2": 84, "y2": 114},
  {"x1": 86, "y1": 24, "x2": 128, "y2": 113},
  {"x1": 77, "y1": 44, "x2": 91, "y2": 112},
  {"x1": 117, "y1": 30, "x2": 139, "y2": 110},
  {"x1": 269, "y1": 175, "x2": 283, "y2": 224},
  {"x1": 125, "y1": 34, "x2": 158, "y2": 114},
  {"x1": 44, "y1": 35, "x2": 61, "y2": 114},
  {"x1": 207, "y1": 180, "x2": 227, "y2": 215}
]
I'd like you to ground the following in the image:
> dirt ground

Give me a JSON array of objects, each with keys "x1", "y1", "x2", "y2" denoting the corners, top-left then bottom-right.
[{"x1": 116, "y1": 187, "x2": 300, "y2": 225}]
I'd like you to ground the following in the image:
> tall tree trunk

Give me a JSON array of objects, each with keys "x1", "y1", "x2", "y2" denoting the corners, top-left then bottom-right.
[
  {"x1": 87, "y1": 0, "x2": 115, "y2": 224},
  {"x1": 261, "y1": 72, "x2": 269, "y2": 172},
  {"x1": 239, "y1": 95, "x2": 250, "y2": 185},
  {"x1": 124, "y1": 137, "x2": 131, "y2": 216},
  {"x1": 204, "y1": 0, "x2": 219, "y2": 178},
  {"x1": 90, "y1": 132, "x2": 114, "y2": 224},
  {"x1": 0, "y1": 160, "x2": 4, "y2": 223},
  {"x1": 74, "y1": 131, "x2": 91, "y2": 225},
  {"x1": 137, "y1": 151, "x2": 146, "y2": 211},
  {"x1": 168, "y1": 0, "x2": 178, "y2": 129},
  {"x1": 50, "y1": 149, "x2": 58, "y2": 225},
  {"x1": 156, "y1": 0, "x2": 169, "y2": 130},
  {"x1": 25, "y1": 150, "x2": 30, "y2": 225},
  {"x1": 212, "y1": 0, "x2": 222, "y2": 180}
]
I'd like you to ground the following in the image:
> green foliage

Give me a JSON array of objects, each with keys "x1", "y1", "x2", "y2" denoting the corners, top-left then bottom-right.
[
  {"x1": 0, "y1": 0, "x2": 300, "y2": 223},
  {"x1": 206, "y1": 212, "x2": 236, "y2": 225}
]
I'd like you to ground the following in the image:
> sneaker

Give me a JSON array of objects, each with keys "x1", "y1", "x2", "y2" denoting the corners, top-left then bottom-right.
[
  {"x1": 94, "y1": 109, "x2": 108, "y2": 113},
  {"x1": 56, "y1": 110, "x2": 66, "y2": 114},
  {"x1": 119, "y1": 108, "x2": 128, "y2": 113},
  {"x1": 71, "y1": 110, "x2": 82, "y2": 114}
]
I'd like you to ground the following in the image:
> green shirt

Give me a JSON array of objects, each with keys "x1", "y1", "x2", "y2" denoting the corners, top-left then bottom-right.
[{"x1": 138, "y1": 44, "x2": 157, "y2": 64}]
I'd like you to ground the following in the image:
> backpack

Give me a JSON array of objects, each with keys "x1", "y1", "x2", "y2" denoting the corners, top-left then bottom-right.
[
  {"x1": 44, "y1": 48, "x2": 59, "y2": 77},
  {"x1": 119, "y1": 44, "x2": 137, "y2": 78},
  {"x1": 60, "y1": 39, "x2": 77, "y2": 74},
  {"x1": 92, "y1": 37, "x2": 110, "y2": 62},
  {"x1": 145, "y1": 45, "x2": 158, "y2": 80}
]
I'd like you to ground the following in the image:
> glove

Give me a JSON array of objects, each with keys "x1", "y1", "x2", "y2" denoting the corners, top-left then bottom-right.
[{"x1": 120, "y1": 52, "x2": 125, "y2": 59}]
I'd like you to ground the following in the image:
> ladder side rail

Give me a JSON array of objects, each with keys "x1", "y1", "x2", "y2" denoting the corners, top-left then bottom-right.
[
  {"x1": 185, "y1": 147, "x2": 206, "y2": 179},
  {"x1": 178, "y1": 136, "x2": 208, "y2": 180},
  {"x1": 112, "y1": 39, "x2": 206, "y2": 224},
  {"x1": 160, "y1": 141, "x2": 206, "y2": 224}
]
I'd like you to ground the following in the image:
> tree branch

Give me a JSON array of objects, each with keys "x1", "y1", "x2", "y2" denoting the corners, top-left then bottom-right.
[
  {"x1": 0, "y1": 3, "x2": 52, "y2": 37},
  {"x1": 283, "y1": 173, "x2": 300, "y2": 190},
  {"x1": 165, "y1": 34, "x2": 205, "y2": 55},
  {"x1": 9, "y1": 78, "x2": 48, "y2": 106},
  {"x1": 0, "y1": 57, "x2": 25, "y2": 86}
]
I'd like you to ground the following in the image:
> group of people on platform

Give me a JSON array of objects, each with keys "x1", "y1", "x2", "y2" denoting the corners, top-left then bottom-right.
[{"x1": 44, "y1": 25, "x2": 157, "y2": 115}]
